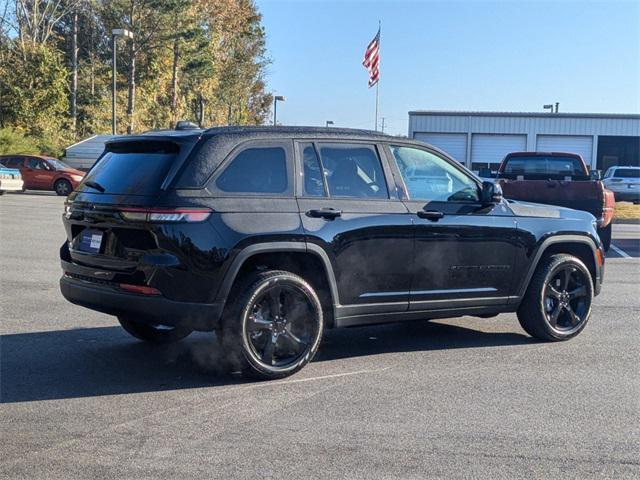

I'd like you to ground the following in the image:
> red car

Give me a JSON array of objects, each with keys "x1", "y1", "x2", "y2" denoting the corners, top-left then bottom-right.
[{"x1": 0, "y1": 155, "x2": 85, "y2": 196}]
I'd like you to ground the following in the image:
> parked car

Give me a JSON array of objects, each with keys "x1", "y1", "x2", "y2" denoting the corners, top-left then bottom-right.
[
  {"x1": 0, "y1": 155, "x2": 85, "y2": 195},
  {"x1": 495, "y1": 152, "x2": 615, "y2": 251},
  {"x1": 602, "y1": 166, "x2": 640, "y2": 204},
  {"x1": 0, "y1": 164, "x2": 24, "y2": 195},
  {"x1": 60, "y1": 127, "x2": 605, "y2": 379}
]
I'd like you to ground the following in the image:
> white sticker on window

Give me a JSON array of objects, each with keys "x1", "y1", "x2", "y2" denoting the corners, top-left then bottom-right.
[{"x1": 90, "y1": 234, "x2": 102, "y2": 250}]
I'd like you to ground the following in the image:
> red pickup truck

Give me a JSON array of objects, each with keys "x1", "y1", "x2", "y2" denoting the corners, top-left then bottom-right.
[{"x1": 496, "y1": 152, "x2": 615, "y2": 250}]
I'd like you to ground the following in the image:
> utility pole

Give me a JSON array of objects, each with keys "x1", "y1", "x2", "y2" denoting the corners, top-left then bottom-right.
[
  {"x1": 380, "y1": 117, "x2": 386, "y2": 133},
  {"x1": 111, "y1": 29, "x2": 134, "y2": 135},
  {"x1": 70, "y1": 8, "x2": 78, "y2": 132},
  {"x1": 273, "y1": 95, "x2": 285, "y2": 126},
  {"x1": 111, "y1": 33, "x2": 117, "y2": 134}
]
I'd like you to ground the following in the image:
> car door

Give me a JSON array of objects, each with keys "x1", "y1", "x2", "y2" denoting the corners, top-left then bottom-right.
[
  {"x1": 24, "y1": 158, "x2": 51, "y2": 189},
  {"x1": 386, "y1": 144, "x2": 520, "y2": 311},
  {"x1": 296, "y1": 140, "x2": 414, "y2": 321}
]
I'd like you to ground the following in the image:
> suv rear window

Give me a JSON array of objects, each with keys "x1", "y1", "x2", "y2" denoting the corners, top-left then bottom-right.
[
  {"x1": 614, "y1": 168, "x2": 640, "y2": 178},
  {"x1": 79, "y1": 141, "x2": 179, "y2": 195},
  {"x1": 502, "y1": 156, "x2": 586, "y2": 177}
]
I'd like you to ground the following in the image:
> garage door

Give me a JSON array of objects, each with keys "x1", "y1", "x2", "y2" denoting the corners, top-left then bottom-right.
[
  {"x1": 471, "y1": 134, "x2": 527, "y2": 172},
  {"x1": 536, "y1": 135, "x2": 593, "y2": 167},
  {"x1": 413, "y1": 133, "x2": 467, "y2": 164}
]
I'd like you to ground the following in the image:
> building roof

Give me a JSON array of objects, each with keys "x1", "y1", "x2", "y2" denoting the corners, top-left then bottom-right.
[{"x1": 408, "y1": 110, "x2": 640, "y2": 120}]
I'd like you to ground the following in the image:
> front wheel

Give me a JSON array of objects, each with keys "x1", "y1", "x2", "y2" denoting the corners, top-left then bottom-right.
[
  {"x1": 597, "y1": 224, "x2": 612, "y2": 252},
  {"x1": 219, "y1": 270, "x2": 324, "y2": 380},
  {"x1": 54, "y1": 179, "x2": 72, "y2": 196},
  {"x1": 117, "y1": 316, "x2": 192, "y2": 344},
  {"x1": 517, "y1": 254, "x2": 593, "y2": 341}
]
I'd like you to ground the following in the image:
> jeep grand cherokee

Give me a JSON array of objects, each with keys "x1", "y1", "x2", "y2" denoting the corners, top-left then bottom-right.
[{"x1": 60, "y1": 127, "x2": 605, "y2": 379}]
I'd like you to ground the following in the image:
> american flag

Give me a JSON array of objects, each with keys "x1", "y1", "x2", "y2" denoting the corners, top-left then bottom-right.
[{"x1": 362, "y1": 27, "x2": 380, "y2": 88}]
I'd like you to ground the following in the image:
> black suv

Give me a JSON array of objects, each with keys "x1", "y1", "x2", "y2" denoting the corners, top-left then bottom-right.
[{"x1": 60, "y1": 127, "x2": 605, "y2": 379}]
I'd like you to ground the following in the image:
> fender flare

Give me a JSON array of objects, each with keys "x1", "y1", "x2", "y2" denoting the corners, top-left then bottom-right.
[
  {"x1": 514, "y1": 234, "x2": 600, "y2": 300},
  {"x1": 214, "y1": 241, "x2": 340, "y2": 307}
]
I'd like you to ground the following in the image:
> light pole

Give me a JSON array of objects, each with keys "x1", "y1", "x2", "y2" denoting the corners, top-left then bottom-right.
[
  {"x1": 111, "y1": 28, "x2": 134, "y2": 135},
  {"x1": 325, "y1": 120, "x2": 334, "y2": 127},
  {"x1": 273, "y1": 95, "x2": 285, "y2": 126}
]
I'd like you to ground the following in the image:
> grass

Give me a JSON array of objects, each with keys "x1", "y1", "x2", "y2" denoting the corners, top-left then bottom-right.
[{"x1": 615, "y1": 202, "x2": 640, "y2": 221}]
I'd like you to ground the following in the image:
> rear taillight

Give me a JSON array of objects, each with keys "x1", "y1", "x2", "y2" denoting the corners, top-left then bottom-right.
[
  {"x1": 601, "y1": 189, "x2": 615, "y2": 227},
  {"x1": 119, "y1": 208, "x2": 211, "y2": 223}
]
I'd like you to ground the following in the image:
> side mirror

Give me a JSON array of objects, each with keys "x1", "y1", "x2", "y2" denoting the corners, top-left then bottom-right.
[
  {"x1": 589, "y1": 170, "x2": 601, "y2": 180},
  {"x1": 481, "y1": 181, "x2": 503, "y2": 204}
]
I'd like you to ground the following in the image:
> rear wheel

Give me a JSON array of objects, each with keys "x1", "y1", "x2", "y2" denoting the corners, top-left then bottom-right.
[
  {"x1": 597, "y1": 224, "x2": 612, "y2": 252},
  {"x1": 54, "y1": 179, "x2": 72, "y2": 196},
  {"x1": 117, "y1": 316, "x2": 192, "y2": 344},
  {"x1": 517, "y1": 254, "x2": 593, "y2": 341},
  {"x1": 219, "y1": 270, "x2": 324, "y2": 380}
]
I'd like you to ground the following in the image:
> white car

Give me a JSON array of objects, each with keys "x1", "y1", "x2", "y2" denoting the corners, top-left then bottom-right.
[
  {"x1": 0, "y1": 165, "x2": 24, "y2": 195},
  {"x1": 603, "y1": 166, "x2": 640, "y2": 203}
]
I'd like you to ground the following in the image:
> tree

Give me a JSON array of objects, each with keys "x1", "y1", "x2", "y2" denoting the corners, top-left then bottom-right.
[{"x1": 0, "y1": 0, "x2": 273, "y2": 153}]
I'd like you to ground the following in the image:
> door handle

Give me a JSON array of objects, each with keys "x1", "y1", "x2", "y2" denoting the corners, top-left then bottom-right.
[
  {"x1": 417, "y1": 210, "x2": 444, "y2": 221},
  {"x1": 306, "y1": 208, "x2": 342, "y2": 219}
]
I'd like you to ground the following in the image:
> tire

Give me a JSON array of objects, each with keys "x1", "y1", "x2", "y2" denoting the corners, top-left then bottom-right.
[
  {"x1": 117, "y1": 316, "x2": 192, "y2": 344},
  {"x1": 517, "y1": 254, "x2": 593, "y2": 341},
  {"x1": 0, "y1": 190, "x2": 4, "y2": 195},
  {"x1": 219, "y1": 270, "x2": 324, "y2": 380},
  {"x1": 54, "y1": 179, "x2": 72, "y2": 196},
  {"x1": 597, "y1": 224, "x2": 612, "y2": 252}
]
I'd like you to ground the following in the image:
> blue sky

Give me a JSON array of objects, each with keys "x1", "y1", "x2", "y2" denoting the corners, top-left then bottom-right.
[{"x1": 256, "y1": 0, "x2": 640, "y2": 134}]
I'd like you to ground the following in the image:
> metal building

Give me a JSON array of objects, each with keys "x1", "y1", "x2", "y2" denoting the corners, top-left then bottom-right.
[
  {"x1": 408, "y1": 111, "x2": 640, "y2": 173},
  {"x1": 63, "y1": 134, "x2": 116, "y2": 171}
]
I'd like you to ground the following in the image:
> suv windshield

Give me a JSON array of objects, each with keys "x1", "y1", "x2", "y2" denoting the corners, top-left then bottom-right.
[{"x1": 79, "y1": 142, "x2": 179, "y2": 195}]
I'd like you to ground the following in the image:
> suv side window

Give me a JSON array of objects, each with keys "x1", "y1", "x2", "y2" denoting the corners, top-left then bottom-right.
[
  {"x1": 300, "y1": 143, "x2": 326, "y2": 197},
  {"x1": 390, "y1": 145, "x2": 479, "y2": 202},
  {"x1": 2, "y1": 158, "x2": 22, "y2": 168},
  {"x1": 317, "y1": 143, "x2": 388, "y2": 199},
  {"x1": 27, "y1": 158, "x2": 45, "y2": 169},
  {"x1": 215, "y1": 146, "x2": 288, "y2": 195}
]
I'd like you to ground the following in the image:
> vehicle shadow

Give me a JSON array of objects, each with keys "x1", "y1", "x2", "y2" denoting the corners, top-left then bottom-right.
[{"x1": 1, "y1": 320, "x2": 532, "y2": 403}]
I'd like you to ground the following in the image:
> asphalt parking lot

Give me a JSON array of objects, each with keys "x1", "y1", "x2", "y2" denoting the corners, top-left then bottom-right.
[{"x1": 1, "y1": 193, "x2": 639, "y2": 479}]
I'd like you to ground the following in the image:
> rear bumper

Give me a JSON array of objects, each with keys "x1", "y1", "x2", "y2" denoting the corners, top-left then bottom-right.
[
  {"x1": 612, "y1": 191, "x2": 640, "y2": 202},
  {"x1": 60, "y1": 275, "x2": 224, "y2": 331},
  {"x1": 0, "y1": 179, "x2": 24, "y2": 192}
]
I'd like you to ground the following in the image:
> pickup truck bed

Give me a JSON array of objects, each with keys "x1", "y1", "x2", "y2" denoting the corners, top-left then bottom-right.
[{"x1": 496, "y1": 152, "x2": 615, "y2": 250}]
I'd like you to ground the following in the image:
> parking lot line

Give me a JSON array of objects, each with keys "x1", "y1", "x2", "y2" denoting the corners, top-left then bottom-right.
[{"x1": 610, "y1": 243, "x2": 631, "y2": 259}]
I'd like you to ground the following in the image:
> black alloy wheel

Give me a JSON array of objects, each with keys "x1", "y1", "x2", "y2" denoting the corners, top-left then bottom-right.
[
  {"x1": 543, "y1": 265, "x2": 590, "y2": 334},
  {"x1": 221, "y1": 270, "x2": 324, "y2": 379},
  {"x1": 517, "y1": 254, "x2": 593, "y2": 341}
]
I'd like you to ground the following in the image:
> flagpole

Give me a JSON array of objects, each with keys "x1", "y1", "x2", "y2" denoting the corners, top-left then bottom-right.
[
  {"x1": 375, "y1": 81, "x2": 379, "y2": 131},
  {"x1": 375, "y1": 20, "x2": 380, "y2": 131}
]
